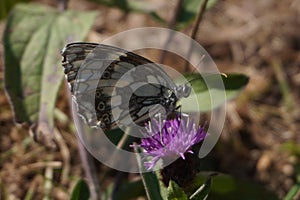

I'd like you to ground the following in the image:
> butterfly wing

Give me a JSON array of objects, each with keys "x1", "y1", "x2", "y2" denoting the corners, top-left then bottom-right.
[{"x1": 61, "y1": 42, "x2": 178, "y2": 130}]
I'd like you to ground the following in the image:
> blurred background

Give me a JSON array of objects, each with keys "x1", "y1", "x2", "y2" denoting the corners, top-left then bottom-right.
[{"x1": 0, "y1": 0, "x2": 299, "y2": 199}]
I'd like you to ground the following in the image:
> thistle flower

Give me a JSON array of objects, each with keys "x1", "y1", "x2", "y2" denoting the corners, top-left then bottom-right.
[{"x1": 140, "y1": 114, "x2": 207, "y2": 170}]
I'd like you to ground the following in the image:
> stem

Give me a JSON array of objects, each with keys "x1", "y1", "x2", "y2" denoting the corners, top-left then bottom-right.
[
  {"x1": 78, "y1": 140, "x2": 101, "y2": 200},
  {"x1": 65, "y1": 82, "x2": 101, "y2": 200},
  {"x1": 159, "y1": 0, "x2": 183, "y2": 64},
  {"x1": 184, "y1": 0, "x2": 209, "y2": 72}
]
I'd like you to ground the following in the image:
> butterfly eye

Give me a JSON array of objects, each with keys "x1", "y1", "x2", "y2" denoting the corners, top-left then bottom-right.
[
  {"x1": 175, "y1": 84, "x2": 191, "y2": 98},
  {"x1": 182, "y1": 85, "x2": 191, "y2": 97}
]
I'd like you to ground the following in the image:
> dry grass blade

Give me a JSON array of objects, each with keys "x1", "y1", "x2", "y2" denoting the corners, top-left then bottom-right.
[{"x1": 53, "y1": 128, "x2": 70, "y2": 185}]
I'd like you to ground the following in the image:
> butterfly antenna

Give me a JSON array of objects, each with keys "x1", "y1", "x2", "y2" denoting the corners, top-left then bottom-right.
[
  {"x1": 180, "y1": 68, "x2": 198, "y2": 88},
  {"x1": 158, "y1": 113, "x2": 165, "y2": 146},
  {"x1": 190, "y1": 64, "x2": 198, "y2": 74},
  {"x1": 186, "y1": 113, "x2": 190, "y2": 127},
  {"x1": 148, "y1": 120, "x2": 152, "y2": 134},
  {"x1": 183, "y1": 54, "x2": 206, "y2": 85},
  {"x1": 179, "y1": 106, "x2": 182, "y2": 119}
]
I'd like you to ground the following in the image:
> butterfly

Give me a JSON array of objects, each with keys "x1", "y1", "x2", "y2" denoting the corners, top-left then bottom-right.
[{"x1": 61, "y1": 42, "x2": 191, "y2": 131}]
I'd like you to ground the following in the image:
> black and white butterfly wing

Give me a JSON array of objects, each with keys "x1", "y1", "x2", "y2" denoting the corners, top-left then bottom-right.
[{"x1": 61, "y1": 42, "x2": 181, "y2": 131}]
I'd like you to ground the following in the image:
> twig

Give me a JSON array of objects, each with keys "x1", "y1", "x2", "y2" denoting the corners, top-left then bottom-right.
[
  {"x1": 57, "y1": 0, "x2": 68, "y2": 12},
  {"x1": 184, "y1": 0, "x2": 209, "y2": 72},
  {"x1": 20, "y1": 161, "x2": 62, "y2": 173},
  {"x1": 77, "y1": 139, "x2": 101, "y2": 200},
  {"x1": 159, "y1": 0, "x2": 183, "y2": 64},
  {"x1": 43, "y1": 166, "x2": 54, "y2": 200},
  {"x1": 23, "y1": 146, "x2": 45, "y2": 162}
]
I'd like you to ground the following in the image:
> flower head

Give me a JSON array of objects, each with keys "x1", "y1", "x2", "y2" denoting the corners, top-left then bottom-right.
[{"x1": 139, "y1": 114, "x2": 206, "y2": 170}]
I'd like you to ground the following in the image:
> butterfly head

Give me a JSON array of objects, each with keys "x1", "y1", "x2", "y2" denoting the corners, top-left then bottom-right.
[
  {"x1": 162, "y1": 84, "x2": 191, "y2": 114},
  {"x1": 174, "y1": 84, "x2": 191, "y2": 99},
  {"x1": 163, "y1": 90, "x2": 177, "y2": 107}
]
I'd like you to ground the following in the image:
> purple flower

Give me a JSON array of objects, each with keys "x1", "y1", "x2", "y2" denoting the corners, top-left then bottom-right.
[{"x1": 139, "y1": 114, "x2": 206, "y2": 170}]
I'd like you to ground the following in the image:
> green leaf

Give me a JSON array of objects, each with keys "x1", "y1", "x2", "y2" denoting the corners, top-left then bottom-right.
[
  {"x1": 176, "y1": 73, "x2": 249, "y2": 112},
  {"x1": 281, "y1": 142, "x2": 300, "y2": 157},
  {"x1": 167, "y1": 181, "x2": 187, "y2": 200},
  {"x1": 0, "y1": 0, "x2": 31, "y2": 20},
  {"x1": 176, "y1": 0, "x2": 219, "y2": 29},
  {"x1": 189, "y1": 173, "x2": 216, "y2": 200},
  {"x1": 146, "y1": 0, "x2": 219, "y2": 29},
  {"x1": 140, "y1": 171, "x2": 164, "y2": 200},
  {"x1": 284, "y1": 183, "x2": 300, "y2": 200},
  {"x1": 113, "y1": 179, "x2": 146, "y2": 200},
  {"x1": 284, "y1": 164, "x2": 300, "y2": 200},
  {"x1": 71, "y1": 179, "x2": 90, "y2": 200},
  {"x1": 149, "y1": 11, "x2": 167, "y2": 25},
  {"x1": 102, "y1": 184, "x2": 113, "y2": 200},
  {"x1": 176, "y1": 0, "x2": 202, "y2": 29},
  {"x1": 88, "y1": 0, "x2": 160, "y2": 13},
  {"x1": 190, "y1": 173, "x2": 279, "y2": 200},
  {"x1": 105, "y1": 128, "x2": 124, "y2": 145},
  {"x1": 3, "y1": 3, "x2": 96, "y2": 145},
  {"x1": 156, "y1": 170, "x2": 168, "y2": 200}
]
